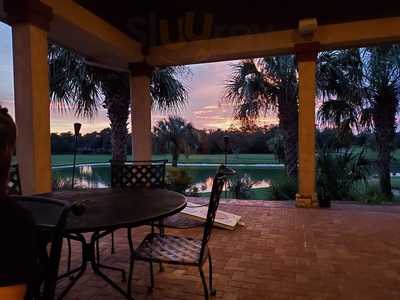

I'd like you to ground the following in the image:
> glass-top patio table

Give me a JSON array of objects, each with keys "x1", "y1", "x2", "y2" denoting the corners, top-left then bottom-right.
[{"x1": 37, "y1": 188, "x2": 187, "y2": 300}]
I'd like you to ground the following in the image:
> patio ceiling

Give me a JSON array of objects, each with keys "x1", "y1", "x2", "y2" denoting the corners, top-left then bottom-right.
[
  {"x1": 71, "y1": 0, "x2": 400, "y2": 66},
  {"x1": 74, "y1": 0, "x2": 400, "y2": 46},
  {"x1": 3, "y1": 1, "x2": 400, "y2": 68}
]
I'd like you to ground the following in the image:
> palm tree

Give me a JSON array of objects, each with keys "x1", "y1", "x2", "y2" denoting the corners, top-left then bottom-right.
[
  {"x1": 318, "y1": 45, "x2": 400, "y2": 198},
  {"x1": 224, "y1": 56, "x2": 298, "y2": 178},
  {"x1": 153, "y1": 116, "x2": 199, "y2": 167},
  {"x1": 48, "y1": 43, "x2": 188, "y2": 163}
]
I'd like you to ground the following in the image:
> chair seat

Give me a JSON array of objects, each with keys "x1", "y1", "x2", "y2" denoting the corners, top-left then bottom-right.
[
  {"x1": 133, "y1": 233, "x2": 208, "y2": 265},
  {"x1": 164, "y1": 213, "x2": 205, "y2": 229}
]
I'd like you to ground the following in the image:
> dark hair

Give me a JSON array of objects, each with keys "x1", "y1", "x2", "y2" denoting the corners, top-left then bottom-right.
[{"x1": 0, "y1": 106, "x2": 16, "y2": 152}]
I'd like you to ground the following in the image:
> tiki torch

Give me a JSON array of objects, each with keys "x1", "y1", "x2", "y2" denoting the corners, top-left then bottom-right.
[
  {"x1": 71, "y1": 123, "x2": 81, "y2": 189},
  {"x1": 223, "y1": 135, "x2": 229, "y2": 198}
]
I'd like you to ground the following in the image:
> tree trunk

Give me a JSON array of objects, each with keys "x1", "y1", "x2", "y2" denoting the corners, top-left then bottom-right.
[
  {"x1": 373, "y1": 91, "x2": 396, "y2": 199},
  {"x1": 172, "y1": 151, "x2": 179, "y2": 167},
  {"x1": 278, "y1": 93, "x2": 299, "y2": 179},
  {"x1": 104, "y1": 95, "x2": 130, "y2": 163}
]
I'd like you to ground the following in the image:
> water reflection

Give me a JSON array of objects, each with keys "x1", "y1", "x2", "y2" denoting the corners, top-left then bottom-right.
[
  {"x1": 52, "y1": 164, "x2": 284, "y2": 192},
  {"x1": 53, "y1": 165, "x2": 110, "y2": 190},
  {"x1": 192, "y1": 176, "x2": 271, "y2": 193},
  {"x1": 81, "y1": 165, "x2": 93, "y2": 176}
]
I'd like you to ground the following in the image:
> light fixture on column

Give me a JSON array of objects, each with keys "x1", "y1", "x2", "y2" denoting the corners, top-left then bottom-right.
[{"x1": 298, "y1": 18, "x2": 318, "y2": 39}]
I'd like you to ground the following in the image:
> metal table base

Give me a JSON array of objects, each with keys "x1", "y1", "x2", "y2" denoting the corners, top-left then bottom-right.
[{"x1": 57, "y1": 230, "x2": 133, "y2": 300}]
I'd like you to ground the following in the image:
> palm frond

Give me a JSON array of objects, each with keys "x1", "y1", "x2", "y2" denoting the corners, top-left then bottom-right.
[
  {"x1": 318, "y1": 99, "x2": 359, "y2": 130},
  {"x1": 49, "y1": 43, "x2": 102, "y2": 118},
  {"x1": 223, "y1": 57, "x2": 297, "y2": 123},
  {"x1": 151, "y1": 67, "x2": 189, "y2": 113}
]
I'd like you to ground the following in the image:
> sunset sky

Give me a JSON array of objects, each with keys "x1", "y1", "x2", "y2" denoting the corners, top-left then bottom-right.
[{"x1": 0, "y1": 22, "x2": 278, "y2": 134}]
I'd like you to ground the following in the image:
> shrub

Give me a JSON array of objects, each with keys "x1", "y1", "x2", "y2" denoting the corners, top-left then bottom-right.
[
  {"x1": 166, "y1": 167, "x2": 192, "y2": 194},
  {"x1": 186, "y1": 185, "x2": 200, "y2": 197},
  {"x1": 271, "y1": 176, "x2": 297, "y2": 200},
  {"x1": 316, "y1": 147, "x2": 370, "y2": 204},
  {"x1": 52, "y1": 176, "x2": 72, "y2": 191},
  {"x1": 228, "y1": 174, "x2": 254, "y2": 199},
  {"x1": 351, "y1": 183, "x2": 393, "y2": 204}
]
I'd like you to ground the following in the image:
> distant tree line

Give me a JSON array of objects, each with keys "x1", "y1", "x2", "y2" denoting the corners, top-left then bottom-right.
[
  {"x1": 51, "y1": 123, "x2": 400, "y2": 157},
  {"x1": 51, "y1": 124, "x2": 277, "y2": 155},
  {"x1": 51, "y1": 128, "x2": 127, "y2": 155}
]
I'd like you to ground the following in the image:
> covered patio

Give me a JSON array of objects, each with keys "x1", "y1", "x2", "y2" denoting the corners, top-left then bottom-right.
[
  {"x1": 2, "y1": 1, "x2": 400, "y2": 299},
  {"x1": 58, "y1": 199, "x2": 400, "y2": 299},
  {"x1": 2, "y1": 0, "x2": 400, "y2": 206}
]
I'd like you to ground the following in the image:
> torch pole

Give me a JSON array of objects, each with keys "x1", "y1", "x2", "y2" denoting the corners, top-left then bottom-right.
[
  {"x1": 71, "y1": 123, "x2": 81, "y2": 189},
  {"x1": 223, "y1": 135, "x2": 229, "y2": 199}
]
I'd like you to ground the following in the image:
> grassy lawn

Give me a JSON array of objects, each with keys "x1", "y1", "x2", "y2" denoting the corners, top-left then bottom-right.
[
  {"x1": 41, "y1": 147, "x2": 400, "y2": 166},
  {"x1": 350, "y1": 146, "x2": 400, "y2": 161},
  {"x1": 50, "y1": 153, "x2": 280, "y2": 166}
]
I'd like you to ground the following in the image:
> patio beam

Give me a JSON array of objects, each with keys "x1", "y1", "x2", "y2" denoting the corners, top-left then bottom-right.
[
  {"x1": 41, "y1": 0, "x2": 143, "y2": 70},
  {"x1": 129, "y1": 62, "x2": 154, "y2": 161},
  {"x1": 4, "y1": 0, "x2": 144, "y2": 70},
  {"x1": 147, "y1": 16, "x2": 400, "y2": 66},
  {"x1": 11, "y1": 20, "x2": 52, "y2": 194},
  {"x1": 295, "y1": 42, "x2": 319, "y2": 208}
]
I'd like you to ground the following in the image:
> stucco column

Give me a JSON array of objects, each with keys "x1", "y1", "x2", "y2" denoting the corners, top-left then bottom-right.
[
  {"x1": 129, "y1": 62, "x2": 154, "y2": 161},
  {"x1": 295, "y1": 42, "x2": 319, "y2": 208},
  {"x1": 8, "y1": 1, "x2": 53, "y2": 194}
]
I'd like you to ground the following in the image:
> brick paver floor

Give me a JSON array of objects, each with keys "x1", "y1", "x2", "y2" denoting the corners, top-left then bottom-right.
[{"x1": 57, "y1": 200, "x2": 400, "y2": 300}]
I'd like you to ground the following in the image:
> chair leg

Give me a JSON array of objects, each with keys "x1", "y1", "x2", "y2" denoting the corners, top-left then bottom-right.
[
  {"x1": 208, "y1": 253, "x2": 216, "y2": 296},
  {"x1": 111, "y1": 231, "x2": 115, "y2": 254},
  {"x1": 127, "y1": 257, "x2": 135, "y2": 298},
  {"x1": 157, "y1": 242, "x2": 164, "y2": 272},
  {"x1": 96, "y1": 239, "x2": 100, "y2": 265},
  {"x1": 148, "y1": 262, "x2": 154, "y2": 292},
  {"x1": 158, "y1": 262, "x2": 164, "y2": 272},
  {"x1": 67, "y1": 238, "x2": 72, "y2": 273},
  {"x1": 199, "y1": 266, "x2": 210, "y2": 300},
  {"x1": 159, "y1": 219, "x2": 165, "y2": 235},
  {"x1": 127, "y1": 228, "x2": 134, "y2": 255},
  {"x1": 158, "y1": 219, "x2": 164, "y2": 272}
]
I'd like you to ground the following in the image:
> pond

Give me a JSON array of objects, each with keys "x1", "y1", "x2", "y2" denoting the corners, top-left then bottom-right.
[{"x1": 52, "y1": 164, "x2": 286, "y2": 198}]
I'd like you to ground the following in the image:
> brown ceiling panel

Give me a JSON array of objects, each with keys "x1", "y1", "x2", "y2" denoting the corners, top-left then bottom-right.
[{"x1": 74, "y1": 0, "x2": 400, "y2": 46}]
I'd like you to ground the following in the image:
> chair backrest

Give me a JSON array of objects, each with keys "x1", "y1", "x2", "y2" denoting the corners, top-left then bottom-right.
[
  {"x1": 12, "y1": 196, "x2": 71, "y2": 300},
  {"x1": 8, "y1": 164, "x2": 22, "y2": 195},
  {"x1": 199, "y1": 165, "x2": 236, "y2": 260},
  {"x1": 110, "y1": 160, "x2": 167, "y2": 189}
]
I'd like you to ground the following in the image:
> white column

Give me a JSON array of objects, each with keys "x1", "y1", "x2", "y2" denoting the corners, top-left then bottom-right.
[
  {"x1": 12, "y1": 23, "x2": 52, "y2": 194},
  {"x1": 295, "y1": 42, "x2": 319, "y2": 208},
  {"x1": 129, "y1": 63, "x2": 153, "y2": 161}
]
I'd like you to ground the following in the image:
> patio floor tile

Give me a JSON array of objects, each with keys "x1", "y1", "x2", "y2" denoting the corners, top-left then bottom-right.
[{"x1": 57, "y1": 200, "x2": 400, "y2": 300}]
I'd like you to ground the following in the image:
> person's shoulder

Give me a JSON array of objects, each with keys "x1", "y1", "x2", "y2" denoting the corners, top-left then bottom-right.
[
  {"x1": 0, "y1": 196, "x2": 38, "y2": 288},
  {"x1": 0, "y1": 196, "x2": 35, "y2": 228}
]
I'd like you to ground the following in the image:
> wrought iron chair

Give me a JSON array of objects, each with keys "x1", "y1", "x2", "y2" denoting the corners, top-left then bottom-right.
[
  {"x1": 127, "y1": 165, "x2": 235, "y2": 300},
  {"x1": 110, "y1": 160, "x2": 167, "y2": 189},
  {"x1": 8, "y1": 164, "x2": 22, "y2": 195},
  {"x1": 12, "y1": 196, "x2": 78, "y2": 300},
  {"x1": 109, "y1": 160, "x2": 168, "y2": 253}
]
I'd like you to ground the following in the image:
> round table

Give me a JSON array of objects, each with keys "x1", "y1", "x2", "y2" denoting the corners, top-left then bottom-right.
[{"x1": 38, "y1": 188, "x2": 186, "y2": 300}]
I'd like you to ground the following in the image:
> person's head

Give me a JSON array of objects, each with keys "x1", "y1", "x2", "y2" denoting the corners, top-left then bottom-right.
[{"x1": 0, "y1": 106, "x2": 17, "y2": 195}]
